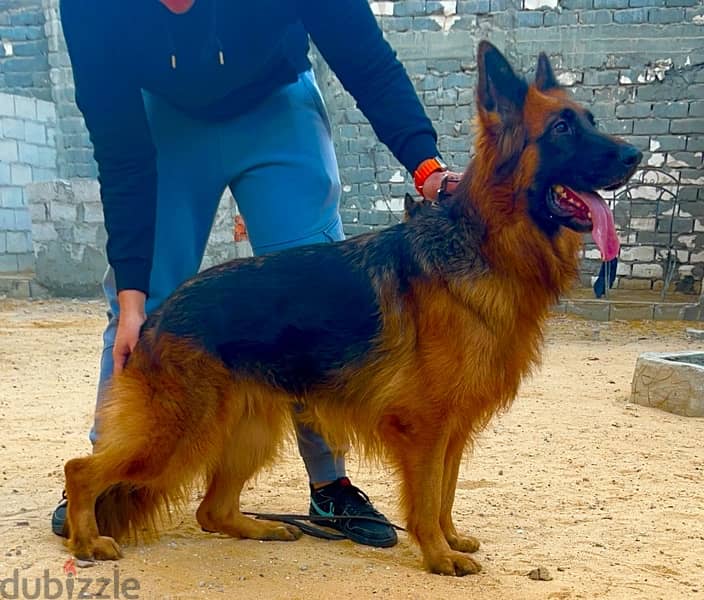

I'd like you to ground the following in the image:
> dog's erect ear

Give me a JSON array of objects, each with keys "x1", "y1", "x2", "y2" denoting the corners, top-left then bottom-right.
[
  {"x1": 476, "y1": 40, "x2": 528, "y2": 124},
  {"x1": 535, "y1": 52, "x2": 559, "y2": 91}
]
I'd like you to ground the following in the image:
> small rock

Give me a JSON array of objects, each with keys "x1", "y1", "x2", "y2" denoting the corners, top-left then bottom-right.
[
  {"x1": 14, "y1": 521, "x2": 29, "y2": 527},
  {"x1": 528, "y1": 567, "x2": 553, "y2": 581}
]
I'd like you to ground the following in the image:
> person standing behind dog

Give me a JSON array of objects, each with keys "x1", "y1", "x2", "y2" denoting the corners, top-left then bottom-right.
[{"x1": 53, "y1": 0, "x2": 460, "y2": 548}]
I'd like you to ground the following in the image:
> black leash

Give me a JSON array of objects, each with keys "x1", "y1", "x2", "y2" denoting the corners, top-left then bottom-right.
[{"x1": 241, "y1": 512, "x2": 406, "y2": 541}]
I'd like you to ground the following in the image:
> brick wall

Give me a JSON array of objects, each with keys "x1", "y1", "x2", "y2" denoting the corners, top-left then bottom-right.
[
  {"x1": 0, "y1": 0, "x2": 50, "y2": 101},
  {"x1": 319, "y1": 0, "x2": 704, "y2": 296},
  {"x1": 43, "y1": 0, "x2": 96, "y2": 179},
  {"x1": 1, "y1": 0, "x2": 703, "y2": 297},
  {"x1": 0, "y1": 90, "x2": 56, "y2": 274}
]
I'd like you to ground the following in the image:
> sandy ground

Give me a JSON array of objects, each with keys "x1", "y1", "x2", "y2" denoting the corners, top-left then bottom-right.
[{"x1": 1, "y1": 297, "x2": 703, "y2": 600}]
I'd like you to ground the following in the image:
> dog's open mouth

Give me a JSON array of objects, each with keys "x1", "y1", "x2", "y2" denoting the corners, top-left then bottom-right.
[{"x1": 548, "y1": 185, "x2": 619, "y2": 261}]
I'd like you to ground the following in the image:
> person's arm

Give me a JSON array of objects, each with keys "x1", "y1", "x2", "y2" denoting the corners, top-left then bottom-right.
[
  {"x1": 61, "y1": 1, "x2": 156, "y2": 370},
  {"x1": 298, "y1": 0, "x2": 455, "y2": 195},
  {"x1": 61, "y1": 0, "x2": 157, "y2": 296}
]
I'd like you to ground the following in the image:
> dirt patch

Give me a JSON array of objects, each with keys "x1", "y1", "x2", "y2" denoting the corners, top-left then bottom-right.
[{"x1": 1, "y1": 298, "x2": 703, "y2": 599}]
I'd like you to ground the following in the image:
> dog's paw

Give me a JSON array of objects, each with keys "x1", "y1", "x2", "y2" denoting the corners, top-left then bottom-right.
[
  {"x1": 70, "y1": 535, "x2": 122, "y2": 562},
  {"x1": 447, "y1": 533, "x2": 480, "y2": 554},
  {"x1": 426, "y1": 551, "x2": 482, "y2": 577},
  {"x1": 263, "y1": 523, "x2": 302, "y2": 541}
]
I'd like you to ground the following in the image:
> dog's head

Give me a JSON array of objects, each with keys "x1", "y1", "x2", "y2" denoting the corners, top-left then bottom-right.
[
  {"x1": 473, "y1": 41, "x2": 641, "y2": 261},
  {"x1": 403, "y1": 193, "x2": 435, "y2": 222}
]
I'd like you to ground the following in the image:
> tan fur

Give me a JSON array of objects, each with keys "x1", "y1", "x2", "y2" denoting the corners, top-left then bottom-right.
[{"x1": 62, "y1": 42, "x2": 630, "y2": 577}]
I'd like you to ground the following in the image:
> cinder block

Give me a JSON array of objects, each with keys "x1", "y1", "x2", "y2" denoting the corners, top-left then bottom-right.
[
  {"x1": 13, "y1": 95, "x2": 36, "y2": 120},
  {"x1": 50, "y1": 201, "x2": 77, "y2": 222},
  {"x1": 10, "y1": 163, "x2": 32, "y2": 186},
  {"x1": 0, "y1": 93, "x2": 14, "y2": 117},
  {"x1": 0, "y1": 139, "x2": 18, "y2": 162},
  {"x1": 1, "y1": 117, "x2": 25, "y2": 139},
  {"x1": 24, "y1": 121, "x2": 45, "y2": 145},
  {"x1": 0, "y1": 187, "x2": 24, "y2": 208},
  {"x1": 6, "y1": 231, "x2": 31, "y2": 253},
  {"x1": 0, "y1": 254, "x2": 19, "y2": 273},
  {"x1": 611, "y1": 302, "x2": 655, "y2": 320},
  {"x1": 671, "y1": 119, "x2": 704, "y2": 134},
  {"x1": 36, "y1": 99, "x2": 56, "y2": 122},
  {"x1": 580, "y1": 9, "x2": 613, "y2": 24},
  {"x1": 648, "y1": 7, "x2": 685, "y2": 22},
  {"x1": 18, "y1": 141, "x2": 39, "y2": 165},
  {"x1": 36, "y1": 146, "x2": 56, "y2": 169}
]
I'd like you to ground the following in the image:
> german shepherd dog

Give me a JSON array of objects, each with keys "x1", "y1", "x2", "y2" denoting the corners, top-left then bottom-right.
[{"x1": 62, "y1": 41, "x2": 641, "y2": 576}]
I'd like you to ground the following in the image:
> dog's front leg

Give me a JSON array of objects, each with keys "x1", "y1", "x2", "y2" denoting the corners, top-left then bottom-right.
[
  {"x1": 439, "y1": 433, "x2": 480, "y2": 554},
  {"x1": 382, "y1": 415, "x2": 481, "y2": 576}
]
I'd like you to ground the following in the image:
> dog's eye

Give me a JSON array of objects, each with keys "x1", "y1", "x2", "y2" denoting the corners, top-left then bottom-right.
[{"x1": 553, "y1": 120, "x2": 570, "y2": 134}]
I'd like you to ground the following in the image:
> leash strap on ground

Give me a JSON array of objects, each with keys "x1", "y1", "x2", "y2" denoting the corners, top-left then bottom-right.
[{"x1": 241, "y1": 511, "x2": 405, "y2": 541}]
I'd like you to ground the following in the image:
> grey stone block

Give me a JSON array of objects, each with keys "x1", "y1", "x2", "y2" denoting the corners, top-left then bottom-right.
[
  {"x1": 671, "y1": 118, "x2": 704, "y2": 134},
  {"x1": 37, "y1": 146, "x2": 57, "y2": 169},
  {"x1": 611, "y1": 302, "x2": 655, "y2": 320},
  {"x1": 565, "y1": 300, "x2": 611, "y2": 321},
  {"x1": 616, "y1": 103, "x2": 651, "y2": 118},
  {"x1": 687, "y1": 136, "x2": 704, "y2": 151},
  {"x1": 579, "y1": 9, "x2": 613, "y2": 23},
  {"x1": 648, "y1": 7, "x2": 685, "y2": 22},
  {"x1": 0, "y1": 92, "x2": 14, "y2": 116},
  {"x1": 393, "y1": 1, "x2": 425, "y2": 17},
  {"x1": 0, "y1": 139, "x2": 18, "y2": 162},
  {"x1": 13, "y1": 94, "x2": 36, "y2": 120},
  {"x1": 0, "y1": 254, "x2": 18, "y2": 273},
  {"x1": 457, "y1": 0, "x2": 491, "y2": 13},
  {"x1": 543, "y1": 11, "x2": 580, "y2": 25},
  {"x1": 654, "y1": 135, "x2": 687, "y2": 151},
  {"x1": 0, "y1": 163, "x2": 10, "y2": 186},
  {"x1": 36, "y1": 99, "x2": 56, "y2": 123},
  {"x1": 6, "y1": 231, "x2": 31, "y2": 253},
  {"x1": 32, "y1": 167, "x2": 56, "y2": 182},
  {"x1": 0, "y1": 186, "x2": 24, "y2": 208},
  {"x1": 517, "y1": 11, "x2": 543, "y2": 27},
  {"x1": 654, "y1": 303, "x2": 689, "y2": 320},
  {"x1": 24, "y1": 120, "x2": 45, "y2": 144},
  {"x1": 613, "y1": 7, "x2": 649, "y2": 22},
  {"x1": 1, "y1": 117, "x2": 25, "y2": 139},
  {"x1": 631, "y1": 351, "x2": 704, "y2": 417},
  {"x1": 633, "y1": 119, "x2": 669, "y2": 135},
  {"x1": 652, "y1": 102, "x2": 688, "y2": 118},
  {"x1": 16, "y1": 252, "x2": 34, "y2": 273},
  {"x1": 10, "y1": 163, "x2": 31, "y2": 186},
  {"x1": 14, "y1": 209, "x2": 31, "y2": 231},
  {"x1": 0, "y1": 207, "x2": 14, "y2": 229},
  {"x1": 18, "y1": 141, "x2": 39, "y2": 165}
]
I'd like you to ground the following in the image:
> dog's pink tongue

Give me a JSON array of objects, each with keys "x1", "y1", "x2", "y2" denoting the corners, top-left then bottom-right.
[{"x1": 573, "y1": 189, "x2": 620, "y2": 261}]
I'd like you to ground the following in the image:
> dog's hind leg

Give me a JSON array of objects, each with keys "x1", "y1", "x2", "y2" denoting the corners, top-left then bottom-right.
[
  {"x1": 196, "y1": 398, "x2": 301, "y2": 541},
  {"x1": 64, "y1": 455, "x2": 123, "y2": 561},
  {"x1": 439, "y1": 433, "x2": 480, "y2": 554},
  {"x1": 382, "y1": 414, "x2": 481, "y2": 576}
]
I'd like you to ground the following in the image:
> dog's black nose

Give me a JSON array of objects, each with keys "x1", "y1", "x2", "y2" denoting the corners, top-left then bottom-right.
[{"x1": 619, "y1": 145, "x2": 642, "y2": 167}]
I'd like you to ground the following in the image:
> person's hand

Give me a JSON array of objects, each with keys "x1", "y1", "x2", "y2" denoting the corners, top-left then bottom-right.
[
  {"x1": 421, "y1": 170, "x2": 462, "y2": 201},
  {"x1": 113, "y1": 289, "x2": 147, "y2": 375}
]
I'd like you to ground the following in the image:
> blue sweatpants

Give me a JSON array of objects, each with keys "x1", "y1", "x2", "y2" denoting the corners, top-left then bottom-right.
[{"x1": 92, "y1": 70, "x2": 346, "y2": 484}]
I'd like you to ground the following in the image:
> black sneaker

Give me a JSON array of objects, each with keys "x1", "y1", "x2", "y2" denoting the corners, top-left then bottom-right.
[
  {"x1": 51, "y1": 491, "x2": 68, "y2": 538},
  {"x1": 309, "y1": 477, "x2": 398, "y2": 548}
]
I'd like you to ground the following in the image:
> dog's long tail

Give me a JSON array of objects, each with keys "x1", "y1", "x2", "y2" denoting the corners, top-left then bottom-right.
[
  {"x1": 93, "y1": 483, "x2": 183, "y2": 543},
  {"x1": 83, "y1": 333, "x2": 228, "y2": 543}
]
